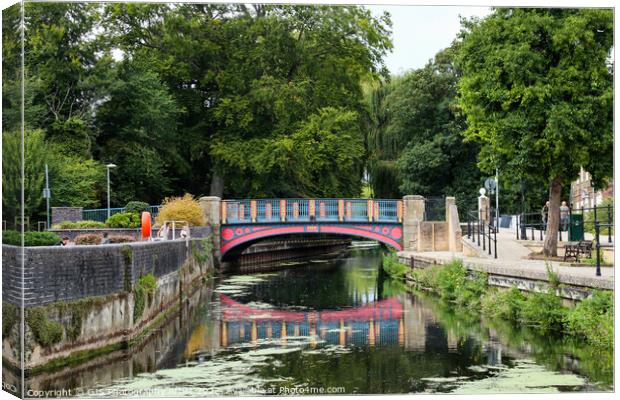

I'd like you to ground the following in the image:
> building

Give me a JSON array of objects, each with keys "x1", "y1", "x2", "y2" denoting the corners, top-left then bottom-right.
[{"x1": 570, "y1": 167, "x2": 613, "y2": 209}]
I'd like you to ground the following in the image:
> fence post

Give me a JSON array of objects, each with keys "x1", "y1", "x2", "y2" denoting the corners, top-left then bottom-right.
[
  {"x1": 477, "y1": 219, "x2": 481, "y2": 246},
  {"x1": 467, "y1": 213, "x2": 471, "y2": 239},
  {"x1": 607, "y1": 204, "x2": 612, "y2": 243},
  {"x1": 494, "y1": 225, "x2": 497, "y2": 259},
  {"x1": 488, "y1": 224, "x2": 491, "y2": 255},
  {"x1": 482, "y1": 220, "x2": 486, "y2": 252},
  {"x1": 595, "y1": 222, "x2": 601, "y2": 277}
]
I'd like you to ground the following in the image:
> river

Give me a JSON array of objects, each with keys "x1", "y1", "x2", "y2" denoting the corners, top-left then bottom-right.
[{"x1": 22, "y1": 246, "x2": 613, "y2": 396}]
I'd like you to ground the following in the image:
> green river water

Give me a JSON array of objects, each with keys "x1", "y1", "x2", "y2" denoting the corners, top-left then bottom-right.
[{"x1": 21, "y1": 247, "x2": 613, "y2": 396}]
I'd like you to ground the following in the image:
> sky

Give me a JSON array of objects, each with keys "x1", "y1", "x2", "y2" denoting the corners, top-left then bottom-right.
[{"x1": 368, "y1": 5, "x2": 491, "y2": 75}]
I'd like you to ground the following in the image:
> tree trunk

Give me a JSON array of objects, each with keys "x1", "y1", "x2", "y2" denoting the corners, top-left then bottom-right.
[
  {"x1": 209, "y1": 174, "x2": 224, "y2": 198},
  {"x1": 543, "y1": 176, "x2": 562, "y2": 257}
]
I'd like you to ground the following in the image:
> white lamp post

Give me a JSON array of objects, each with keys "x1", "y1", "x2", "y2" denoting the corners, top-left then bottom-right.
[{"x1": 106, "y1": 163, "x2": 117, "y2": 219}]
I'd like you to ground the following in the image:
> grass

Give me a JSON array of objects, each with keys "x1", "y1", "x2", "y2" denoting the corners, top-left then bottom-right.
[
  {"x1": 381, "y1": 252, "x2": 409, "y2": 279},
  {"x1": 408, "y1": 260, "x2": 613, "y2": 351}
]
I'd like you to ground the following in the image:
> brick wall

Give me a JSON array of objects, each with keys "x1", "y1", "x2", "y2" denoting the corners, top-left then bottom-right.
[
  {"x1": 2, "y1": 238, "x2": 210, "y2": 307},
  {"x1": 51, "y1": 207, "x2": 83, "y2": 225}
]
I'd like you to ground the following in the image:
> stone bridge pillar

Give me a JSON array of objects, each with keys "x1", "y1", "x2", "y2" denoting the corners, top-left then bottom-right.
[
  {"x1": 478, "y1": 189, "x2": 490, "y2": 223},
  {"x1": 445, "y1": 196, "x2": 462, "y2": 252},
  {"x1": 402, "y1": 195, "x2": 425, "y2": 251},
  {"x1": 200, "y1": 196, "x2": 221, "y2": 253}
]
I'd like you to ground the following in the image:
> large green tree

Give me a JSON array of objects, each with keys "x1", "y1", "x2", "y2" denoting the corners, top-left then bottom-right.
[
  {"x1": 104, "y1": 4, "x2": 392, "y2": 198},
  {"x1": 457, "y1": 9, "x2": 613, "y2": 255}
]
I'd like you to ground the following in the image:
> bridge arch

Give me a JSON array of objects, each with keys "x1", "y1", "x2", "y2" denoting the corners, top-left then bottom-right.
[{"x1": 220, "y1": 223, "x2": 403, "y2": 258}]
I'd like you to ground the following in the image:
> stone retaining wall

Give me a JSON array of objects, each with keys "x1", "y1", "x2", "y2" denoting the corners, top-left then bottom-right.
[
  {"x1": 49, "y1": 226, "x2": 211, "y2": 241},
  {"x1": 2, "y1": 238, "x2": 212, "y2": 307}
]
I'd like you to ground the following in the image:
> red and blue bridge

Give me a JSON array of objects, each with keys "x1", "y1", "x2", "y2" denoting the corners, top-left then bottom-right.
[{"x1": 219, "y1": 198, "x2": 404, "y2": 257}]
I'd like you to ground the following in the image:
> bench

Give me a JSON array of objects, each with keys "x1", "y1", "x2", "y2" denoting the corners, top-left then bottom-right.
[{"x1": 563, "y1": 240, "x2": 593, "y2": 262}]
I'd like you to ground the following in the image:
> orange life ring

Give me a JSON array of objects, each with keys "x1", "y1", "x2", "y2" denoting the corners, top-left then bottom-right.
[{"x1": 141, "y1": 212, "x2": 152, "y2": 240}]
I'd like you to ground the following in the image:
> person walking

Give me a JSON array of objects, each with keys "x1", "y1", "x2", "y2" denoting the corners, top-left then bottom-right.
[
  {"x1": 156, "y1": 222, "x2": 170, "y2": 241},
  {"x1": 101, "y1": 232, "x2": 110, "y2": 244},
  {"x1": 560, "y1": 201, "x2": 570, "y2": 232},
  {"x1": 541, "y1": 201, "x2": 550, "y2": 231}
]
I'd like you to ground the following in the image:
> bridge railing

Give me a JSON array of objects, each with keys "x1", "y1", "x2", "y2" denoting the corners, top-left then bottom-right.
[{"x1": 221, "y1": 199, "x2": 403, "y2": 224}]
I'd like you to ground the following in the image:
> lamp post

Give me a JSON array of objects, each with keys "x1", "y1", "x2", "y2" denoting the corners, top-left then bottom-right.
[{"x1": 106, "y1": 163, "x2": 117, "y2": 219}]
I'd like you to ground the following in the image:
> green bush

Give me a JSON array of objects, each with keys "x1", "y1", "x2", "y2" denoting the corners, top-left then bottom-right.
[
  {"x1": 75, "y1": 233, "x2": 102, "y2": 245},
  {"x1": 2, "y1": 230, "x2": 61, "y2": 246},
  {"x1": 584, "y1": 198, "x2": 614, "y2": 235},
  {"x1": 564, "y1": 290, "x2": 614, "y2": 349},
  {"x1": 52, "y1": 220, "x2": 106, "y2": 229},
  {"x1": 517, "y1": 291, "x2": 567, "y2": 332},
  {"x1": 105, "y1": 212, "x2": 141, "y2": 228},
  {"x1": 2, "y1": 302, "x2": 19, "y2": 339},
  {"x1": 481, "y1": 287, "x2": 526, "y2": 320},
  {"x1": 435, "y1": 261, "x2": 468, "y2": 303},
  {"x1": 382, "y1": 252, "x2": 409, "y2": 278},
  {"x1": 455, "y1": 271, "x2": 487, "y2": 308},
  {"x1": 124, "y1": 201, "x2": 150, "y2": 214},
  {"x1": 133, "y1": 273, "x2": 157, "y2": 322},
  {"x1": 26, "y1": 308, "x2": 64, "y2": 347}
]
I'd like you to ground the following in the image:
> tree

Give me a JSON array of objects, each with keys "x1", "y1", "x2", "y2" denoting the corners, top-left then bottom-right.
[
  {"x1": 104, "y1": 4, "x2": 392, "y2": 197},
  {"x1": 94, "y1": 57, "x2": 184, "y2": 204},
  {"x1": 457, "y1": 9, "x2": 613, "y2": 256},
  {"x1": 2, "y1": 130, "x2": 48, "y2": 227}
]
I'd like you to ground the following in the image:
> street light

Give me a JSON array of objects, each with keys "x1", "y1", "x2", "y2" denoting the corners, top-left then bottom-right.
[{"x1": 106, "y1": 163, "x2": 117, "y2": 219}]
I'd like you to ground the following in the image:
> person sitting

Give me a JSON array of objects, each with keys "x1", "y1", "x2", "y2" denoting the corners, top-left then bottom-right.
[
  {"x1": 101, "y1": 232, "x2": 110, "y2": 245},
  {"x1": 180, "y1": 224, "x2": 190, "y2": 239},
  {"x1": 156, "y1": 222, "x2": 169, "y2": 241},
  {"x1": 58, "y1": 236, "x2": 70, "y2": 246}
]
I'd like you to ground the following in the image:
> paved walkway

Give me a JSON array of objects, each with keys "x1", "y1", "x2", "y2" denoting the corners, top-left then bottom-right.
[{"x1": 398, "y1": 227, "x2": 614, "y2": 290}]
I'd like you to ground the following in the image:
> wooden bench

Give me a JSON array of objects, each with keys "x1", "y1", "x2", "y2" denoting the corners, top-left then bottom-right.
[{"x1": 563, "y1": 240, "x2": 593, "y2": 262}]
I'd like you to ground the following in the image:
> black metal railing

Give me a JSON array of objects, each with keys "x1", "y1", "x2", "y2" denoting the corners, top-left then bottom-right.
[
  {"x1": 594, "y1": 222, "x2": 612, "y2": 277},
  {"x1": 516, "y1": 204, "x2": 613, "y2": 244},
  {"x1": 467, "y1": 211, "x2": 497, "y2": 259}
]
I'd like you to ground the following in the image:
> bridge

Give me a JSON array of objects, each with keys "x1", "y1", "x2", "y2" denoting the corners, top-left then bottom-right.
[{"x1": 199, "y1": 196, "x2": 462, "y2": 259}]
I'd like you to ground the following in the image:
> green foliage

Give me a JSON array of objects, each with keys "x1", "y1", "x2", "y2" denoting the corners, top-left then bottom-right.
[
  {"x1": 26, "y1": 308, "x2": 64, "y2": 348},
  {"x1": 2, "y1": 230, "x2": 61, "y2": 246},
  {"x1": 381, "y1": 252, "x2": 408, "y2": 279},
  {"x1": 47, "y1": 154, "x2": 106, "y2": 209},
  {"x1": 481, "y1": 287, "x2": 526, "y2": 321},
  {"x1": 2, "y1": 302, "x2": 19, "y2": 339},
  {"x1": 584, "y1": 198, "x2": 614, "y2": 234},
  {"x1": 124, "y1": 201, "x2": 150, "y2": 214},
  {"x1": 53, "y1": 220, "x2": 106, "y2": 229},
  {"x1": 564, "y1": 290, "x2": 613, "y2": 349},
  {"x1": 193, "y1": 236, "x2": 214, "y2": 265},
  {"x1": 133, "y1": 274, "x2": 157, "y2": 323},
  {"x1": 517, "y1": 291, "x2": 567, "y2": 332},
  {"x1": 105, "y1": 212, "x2": 141, "y2": 228},
  {"x1": 457, "y1": 9, "x2": 613, "y2": 253},
  {"x1": 2, "y1": 130, "x2": 48, "y2": 226},
  {"x1": 545, "y1": 261, "x2": 561, "y2": 289},
  {"x1": 74, "y1": 234, "x2": 102, "y2": 245}
]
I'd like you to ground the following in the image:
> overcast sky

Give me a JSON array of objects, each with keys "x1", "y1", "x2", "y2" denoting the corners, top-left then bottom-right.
[{"x1": 367, "y1": 5, "x2": 492, "y2": 75}]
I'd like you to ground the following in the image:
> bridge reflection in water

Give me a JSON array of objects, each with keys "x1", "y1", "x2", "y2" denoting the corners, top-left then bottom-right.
[{"x1": 218, "y1": 294, "x2": 406, "y2": 348}]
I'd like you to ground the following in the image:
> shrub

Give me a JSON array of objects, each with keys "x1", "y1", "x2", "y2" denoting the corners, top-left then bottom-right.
[
  {"x1": 133, "y1": 273, "x2": 157, "y2": 322},
  {"x1": 564, "y1": 290, "x2": 614, "y2": 348},
  {"x1": 481, "y1": 287, "x2": 526, "y2": 320},
  {"x1": 108, "y1": 235, "x2": 135, "y2": 243},
  {"x1": 411, "y1": 266, "x2": 441, "y2": 290},
  {"x1": 75, "y1": 233, "x2": 102, "y2": 245},
  {"x1": 155, "y1": 193, "x2": 205, "y2": 227},
  {"x1": 105, "y1": 212, "x2": 141, "y2": 228},
  {"x1": 124, "y1": 201, "x2": 150, "y2": 214},
  {"x1": 455, "y1": 271, "x2": 487, "y2": 308},
  {"x1": 382, "y1": 252, "x2": 409, "y2": 278},
  {"x1": 584, "y1": 197, "x2": 614, "y2": 235},
  {"x1": 26, "y1": 308, "x2": 64, "y2": 347},
  {"x1": 52, "y1": 220, "x2": 106, "y2": 229},
  {"x1": 435, "y1": 261, "x2": 468, "y2": 303},
  {"x1": 517, "y1": 291, "x2": 567, "y2": 331},
  {"x1": 2, "y1": 230, "x2": 61, "y2": 246},
  {"x1": 2, "y1": 302, "x2": 19, "y2": 339}
]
